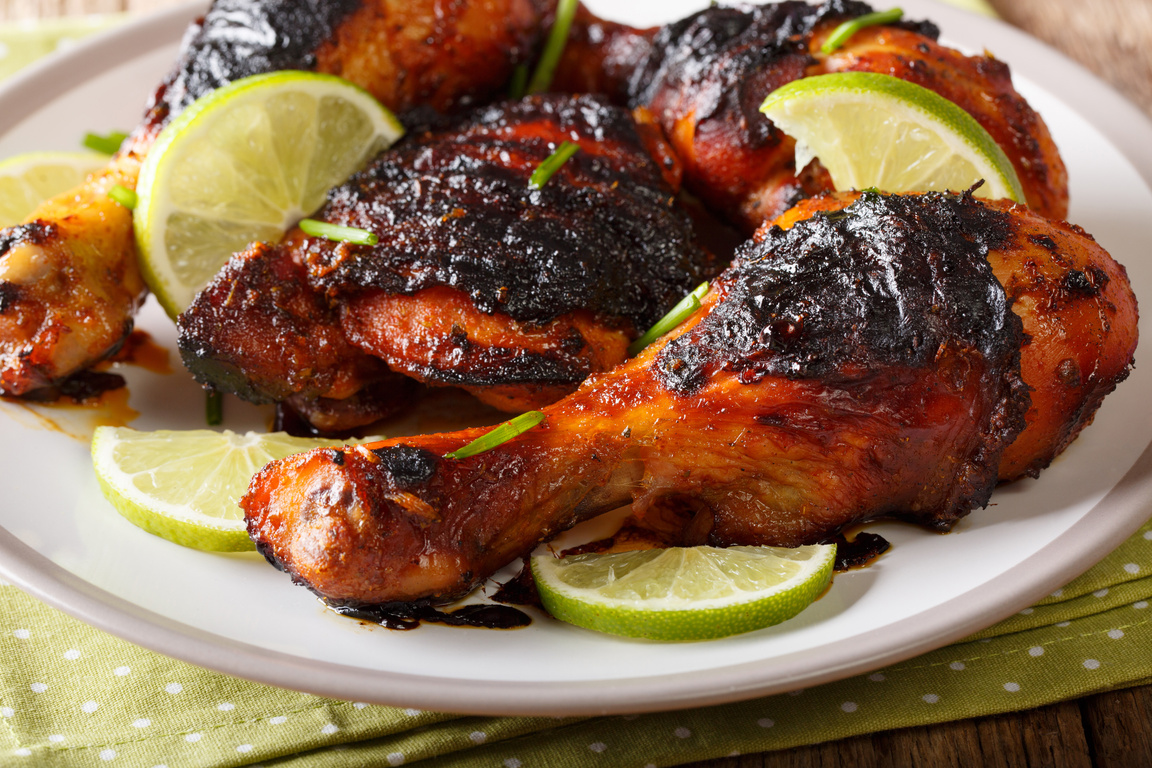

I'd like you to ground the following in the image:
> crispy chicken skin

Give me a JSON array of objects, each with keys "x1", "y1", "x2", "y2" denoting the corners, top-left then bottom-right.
[
  {"x1": 243, "y1": 190, "x2": 1072, "y2": 607},
  {"x1": 554, "y1": 1, "x2": 1068, "y2": 232},
  {"x1": 0, "y1": 184, "x2": 145, "y2": 395},
  {"x1": 0, "y1": 0, "x2": 554, "y2": 397},
  {"x1": 770, "y1": 191, "x2": 1138, "y2": 481},
  {"x1": 178, "y1": 94, "x2": 714, "y2": 426}
]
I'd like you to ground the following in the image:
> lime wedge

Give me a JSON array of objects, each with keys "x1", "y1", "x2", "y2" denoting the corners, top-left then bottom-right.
[
  {"x1": 91, "y1": 427, "x2": 363, "y2": 552},
  {"x1": 134, "y1": 71, "x2": 405, "y2": 317},
  {"x1": 531, "y1": 544, "x2": 836, "y2": 641},
  {"x1": 760, "y1": 72, "x2": 1024, "y2": 203},
  {"x1": 0, "y1": 151, "x2": 106, "y2": 227}
]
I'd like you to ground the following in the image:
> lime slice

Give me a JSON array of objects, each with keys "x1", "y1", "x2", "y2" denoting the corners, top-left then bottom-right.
[
  {"x1": 91, "y1": 427, "x2": 363, "y2": 552},
  {"x1": 134, "y1": 71, "x2": 405, "y2": 317},
  {"x1": 0, "y1": 151, "x2": 106, "y2": 227},
  {"x1": 531, "y1": 544, "x2": 836, "y2": 642},
  {"x1": 760, "y1": 72, "x2": 1024, "y2": 203}
]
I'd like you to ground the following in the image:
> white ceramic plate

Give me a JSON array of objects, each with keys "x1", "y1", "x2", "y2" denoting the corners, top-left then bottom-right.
[{"x1": 1, "y1": 0, "x2": 1150, "y2": 717}]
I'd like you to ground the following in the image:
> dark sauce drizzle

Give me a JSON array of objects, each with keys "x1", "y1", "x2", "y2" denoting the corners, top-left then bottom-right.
[
  {"x1": 19, "y1": 371, "x2": 125, "y2": 403},
  {"x1": 332, "y1": 602, "x2": 530, "y2": 631},
  {"x1": 491, "y1": 560, "x2": 543, "y2": 609},
  {"x1": 827, "y1": 532, "x2": 891, "y2": 571}
]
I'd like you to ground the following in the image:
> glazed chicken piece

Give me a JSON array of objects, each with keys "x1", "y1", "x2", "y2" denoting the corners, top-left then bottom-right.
[
  {"x1": 554, "y1": 0, "x2": 1068, "y2": 233},
  {"x1": 178, "y1": 94, "x2": 714, "y2": 431},
  {"x1": 244, "y1": 190, "x2": 1136, "y2": 608},
  {"x1": 0, "y1": 0, "x2": 554, "y2": 397},
  {"x1": 770, "y1": 191, "x2": 1138, "y2": 480}
]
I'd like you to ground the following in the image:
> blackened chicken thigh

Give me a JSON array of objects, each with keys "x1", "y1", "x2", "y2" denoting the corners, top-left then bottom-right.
[
  {"x1": 0, "y1": 0, "x2": 554, "y2": 397},
  {"x1": 555, "y1": 1, "x2": 1068, "y2": 232},
  {"x1": 178, "y1": 94, "x2": 715, "y2": 430},
  {"x1": 242, "y1": 190, "x2": 1136, "y2": 608}
]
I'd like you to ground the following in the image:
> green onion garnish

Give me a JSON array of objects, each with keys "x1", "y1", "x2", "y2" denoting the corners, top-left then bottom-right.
[
  {"x1": 821, "y1": 8, "x2": 903, "y2": 53},
  {"x1": 526, "y1": 0, "x2": 579, "y2": 94},
  {"x1": 107, "y1": 185, "x2": 137, "y2": 209},
  {"x1": 205, "y1": 389, "x2": 223, "y2": 426},
  {"x1": 444, "y1": 411, "x2": 545, "y2": 459},
  {"x1": 83, "y1": 130, "x2": 128, "y2": 155},
  {"x1": 628, "y1": 281, "x2": 709, "y2": 356},
  {"x1": 529, "y1": 141, "x2": 581, "y2": 189},
  {"x1": 508, "y1": 64, "x2": 530, "y2": 100},
  {"x1": 298, "y1": 218, "x2": 379, "y2": 245}
]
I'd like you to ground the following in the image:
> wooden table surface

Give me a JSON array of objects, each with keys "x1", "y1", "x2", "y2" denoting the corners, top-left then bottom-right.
[{"x1": 0, "y1": 0, "x2": 1148, "y2": 765}]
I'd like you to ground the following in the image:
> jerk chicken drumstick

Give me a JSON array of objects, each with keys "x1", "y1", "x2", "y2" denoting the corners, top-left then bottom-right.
[
  {"x1": 0, "y1": 0, "x2": 555, "y2": 399},
  {"x1": 555, "y1": 0, "x2": 1068, "y2": 232},
  {"x1": 176, "y1": 0, "x2": 1069, "y2": 429},
  {"x1": 243, "y1": 191, "x2": 1138, "y2": 608},
  {"x1": 177, "y1": 94, "x2": 715, "y2": 432},
  {"x1": 1, "y1": 0, "x2": 1066, "y2": 409}
]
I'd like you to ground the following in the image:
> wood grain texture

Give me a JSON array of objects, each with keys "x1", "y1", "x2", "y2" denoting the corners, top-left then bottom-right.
[
  {"x1": 685, "y1": 702, "x2": 1098, "y2": 767},
  {"x1": 989, "y1": 0, "x2": 1152, "y2": 117},
  {"x1": 1082, "y1": 686, "x2": 1152, "y2": 767}
]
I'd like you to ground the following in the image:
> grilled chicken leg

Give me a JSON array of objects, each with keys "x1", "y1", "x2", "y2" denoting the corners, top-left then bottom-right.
[
  {"x1": 178, "y1": 94, "x2": 714, "y2": 430},
  {"x1": 767, "y1": 191, "x2": 1138, "y2": 480},
  {"x1": 555, "y1": 0, "x2": 1068, "y2": 232},
  {"x1": 0, "y1": 0, "x2": 554, "y2": 397},
  {"x1": 242, "y1": 190, "x2": 1139, "y2": 608}
]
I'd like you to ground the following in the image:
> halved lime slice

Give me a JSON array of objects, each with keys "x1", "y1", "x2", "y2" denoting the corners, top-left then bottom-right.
[
  {"x1": 134, "y1": 71, "x2": 405, "y2": 317},
  {"x1": 91, "y1": 427, "x2": 363, "y2": 552},
  {"x1": 0, "y1": 151, "x2": 106, "y2": 227},
  {"x1": 531, "y1": 544, "x2": 836, "y2": 642},
  {"x1": 760, "y1": 72, "x2": 1024, "y2": 202}
]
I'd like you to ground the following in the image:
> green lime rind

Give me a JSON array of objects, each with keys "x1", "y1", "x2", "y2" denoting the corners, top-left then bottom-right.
[
  {"x1": 94, "y1": 470, "x2": 254, "y2": 553},
  {"x1": 760, "y1": 72, "x2": 1025, "y2": 203},
  {"x1": 0, "y1": 150, "x2": 106, "y2": 227},
  {"x1": 91, "y1": 426, "x2": 376, "y2": 553},
  {"x1": 532, "y1": 544, "x2": 836, "y2": 642},
  {"x1": 134, "y1": 71, "x2": 405, "y2": 318}
]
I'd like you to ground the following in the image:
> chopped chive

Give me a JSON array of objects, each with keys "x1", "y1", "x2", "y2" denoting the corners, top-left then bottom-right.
[
  {"x1": 298, "y1": 218, "x2": 378, "y2": 245},
  {"x1": 628, "y1": 281, "x2": 709, "y2": 356},
  {"x1": 821, "y1": 8, "x2": 904, "y2": 53},
  {"x1": 205, "y1": 389, "x2": 223, "y2": 426},
  {"x1": 508, "y1": 64, "x2": 530, "y2": 100},
  {"x1": 529, "y1": 141, "x2": 581, "y2": 189},
  {"x1": 526, "y1": 0, "x2": 579, "y2": 94},
  {"x1": 83, "y1": 130, "x2": 128, "y2": 155},
  {"x1": 444, "y1": 411, "x2": 546, "y2": 459},
  {"x1": 107, "y1": 185, "x2": 137, "y2": 209}
]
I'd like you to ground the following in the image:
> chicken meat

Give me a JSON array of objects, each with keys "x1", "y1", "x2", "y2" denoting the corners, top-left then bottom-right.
[
  {"x1": 554, "y1": 0, "x2": 1068, "y2": 232},
  {"x1": 243, "y1": 190, "x2": 1136, "y2": 608},
  {"x1": 0, "y1": 0, "x2": 554, "y2": 398},
  {"x1": 177, "y1": 93, "x2": 716, "y2": 431}
]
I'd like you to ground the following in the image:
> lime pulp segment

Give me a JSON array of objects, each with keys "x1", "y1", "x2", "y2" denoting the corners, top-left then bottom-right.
[
  {"x1": 532, "y1": 544, "x2": 836, "y2": 642},
  {"x1": 760, "y1": 72, "x2": 1025, "y2": 203},
  {"x1": 0, "y1": 151, "x2": 106, "y2": 227},
  {"x1": 91, "y1": 427, "x2": 366, "y2": 552},
  {"x1": 134, "y1": 71, "x2": 405, "y2": 317}
]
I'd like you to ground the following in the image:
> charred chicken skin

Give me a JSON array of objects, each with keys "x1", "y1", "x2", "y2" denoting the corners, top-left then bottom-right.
[
  {"x1": 240, "y1": 189, "x2": 1138, "y2": 608},
  {"x1": 770, "y1": 192, "x2": 1138, "y2": 481},
  {"x1": 178, "y1": 94, "x2": 714, "y2": 428},
  {"x1": 0, "y1": 0, "x2": 554, "y2": 397},
  {"x1": 555, "y1": 0, "x2": 1068, "y2": 232}
]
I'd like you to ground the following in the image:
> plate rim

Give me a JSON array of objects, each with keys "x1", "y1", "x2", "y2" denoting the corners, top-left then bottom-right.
[{"x1": 0, "y1": 0, "x2": 1150, "y2": 717}]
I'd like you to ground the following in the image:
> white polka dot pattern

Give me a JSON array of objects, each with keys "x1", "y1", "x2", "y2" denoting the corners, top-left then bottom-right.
[{"x1": 0, "y1": 512, "x2": 1147, "y2": 765}]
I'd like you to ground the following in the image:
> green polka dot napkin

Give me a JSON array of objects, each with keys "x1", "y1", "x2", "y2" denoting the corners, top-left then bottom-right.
[
  {"x1": 3, "y1": 521, "x2": 1150, "y2": 766},
  {"x1": 1, "y1": 2, "x2": 1149, "y2": 766}
]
